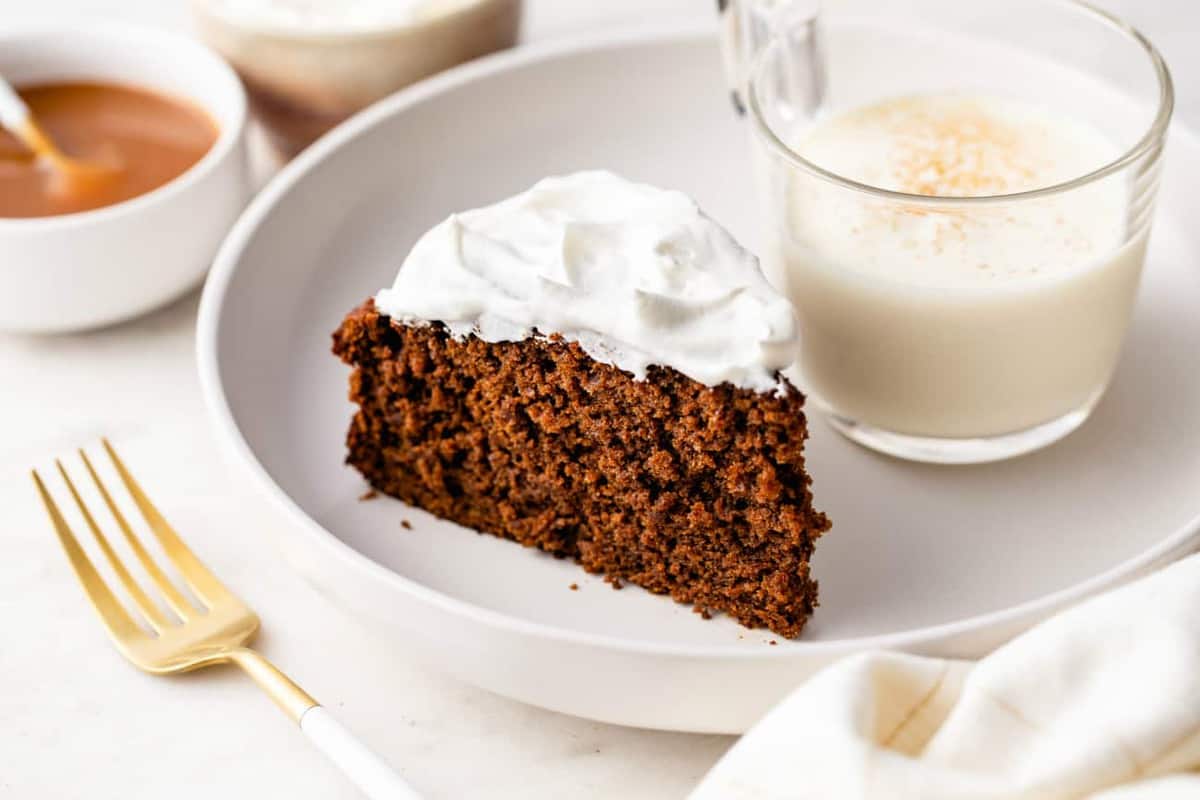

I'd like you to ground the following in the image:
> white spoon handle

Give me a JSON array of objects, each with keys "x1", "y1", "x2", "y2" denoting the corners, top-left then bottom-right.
[{"x1": 0, "y1": 75, "x2": 30, "y2": 133}]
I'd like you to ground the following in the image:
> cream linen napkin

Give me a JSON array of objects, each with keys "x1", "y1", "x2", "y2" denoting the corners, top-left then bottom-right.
[{"x1": 692, "y1": 554, "x2": 1200, "y2": 800}]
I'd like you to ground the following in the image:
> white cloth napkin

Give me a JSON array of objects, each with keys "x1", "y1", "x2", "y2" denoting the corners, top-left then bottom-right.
[{"x1": 692, "y1": 554, "x2": 1200, "y2": 799}]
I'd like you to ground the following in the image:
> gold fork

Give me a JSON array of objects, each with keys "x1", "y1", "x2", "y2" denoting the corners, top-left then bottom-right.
[{"x1": 33, "y1": 439, "x2": 421, "y2": 800}]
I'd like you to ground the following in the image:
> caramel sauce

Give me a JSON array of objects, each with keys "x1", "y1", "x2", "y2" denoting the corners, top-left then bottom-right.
[{"x1": 0, "y1": 82, "x2": 218, "y2": 218}]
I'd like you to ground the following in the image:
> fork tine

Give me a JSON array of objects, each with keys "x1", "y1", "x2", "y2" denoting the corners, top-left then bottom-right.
[
  {"x1": 32, "y1": 470, "x2": 149, "y2": 646},
  {"x1": 79, "y1": 449, "x2": 196, "y2": 621},
  {"x1": 55, "y1": 460, "x2": 173, "y2": 633},
  {"x1": 101, "y1": 439, "x2": 231, "y2": 606}
]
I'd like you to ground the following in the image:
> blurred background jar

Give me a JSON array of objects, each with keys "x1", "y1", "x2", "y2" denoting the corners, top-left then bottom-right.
[{"x1": 193, "y1": 0, "x2": 521, "y2": 159}]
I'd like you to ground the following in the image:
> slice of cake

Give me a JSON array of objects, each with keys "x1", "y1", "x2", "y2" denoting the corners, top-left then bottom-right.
[{"x1": 333, "y1": 171, "x2": 830, "y2": 637}]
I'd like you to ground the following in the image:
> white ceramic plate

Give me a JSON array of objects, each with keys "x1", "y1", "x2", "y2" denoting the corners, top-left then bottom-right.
[{"x1": 198, "y1": 26, "x2": 1200, "y2": 734}]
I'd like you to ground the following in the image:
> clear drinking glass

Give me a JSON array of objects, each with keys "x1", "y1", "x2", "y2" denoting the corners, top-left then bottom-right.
[
  {"x1": 741, "y1": 0, "x2": 1173, "y2": 463},
  {"x1": 720, "y1": 0, "x2": 821, "y2": 115}
]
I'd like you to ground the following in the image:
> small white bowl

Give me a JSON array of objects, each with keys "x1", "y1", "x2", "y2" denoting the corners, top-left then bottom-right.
[
  {"x1": 192, "y1": 0, "x2": 521, "y2": 158},
  {"x1": 0, "y1": 23, "x2": 250, "y2": 335}
]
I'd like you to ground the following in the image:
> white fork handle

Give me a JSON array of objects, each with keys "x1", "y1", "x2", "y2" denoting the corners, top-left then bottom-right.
[
  {"x1": 0, "y1": 74, "x2": 31, "y2": 133},
  {"x1": 300, "y1": 706, "x2": 423, "y2": 799}
]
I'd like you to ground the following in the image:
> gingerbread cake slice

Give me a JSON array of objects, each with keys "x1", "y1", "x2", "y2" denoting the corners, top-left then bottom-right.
[{"x1": 333, "y1": 171, "x2": 830, "y2": 637}]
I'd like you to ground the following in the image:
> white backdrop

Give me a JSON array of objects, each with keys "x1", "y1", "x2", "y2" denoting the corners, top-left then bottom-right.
[{"x1": 1, "y1": 2, "x2": 1196, "y2": 799}]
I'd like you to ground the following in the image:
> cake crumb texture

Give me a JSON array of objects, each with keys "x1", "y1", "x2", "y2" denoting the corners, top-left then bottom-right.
[{"x1": 332, "y1": 301, "x2": 830, "y2": 638}]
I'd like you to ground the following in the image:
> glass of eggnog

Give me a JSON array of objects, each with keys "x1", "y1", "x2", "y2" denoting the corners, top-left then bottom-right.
[{"x1": 746, "y1": 0, "x2": 1172, "y2": 463}]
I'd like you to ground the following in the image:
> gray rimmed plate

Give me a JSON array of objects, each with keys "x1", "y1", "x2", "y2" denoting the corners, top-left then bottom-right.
[{"x1": 197, "y1": 26, "x2": 1200, "y2": 733}]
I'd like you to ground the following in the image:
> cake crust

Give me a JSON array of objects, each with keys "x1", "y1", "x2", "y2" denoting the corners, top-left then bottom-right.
[{"x1": 333, "y1": 300, "x2": 830, "y2": 638}]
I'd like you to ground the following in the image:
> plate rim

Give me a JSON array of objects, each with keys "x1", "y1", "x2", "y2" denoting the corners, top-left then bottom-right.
[{"x1": 196, "y1": 23, "x2": 1200, "y2": 660}]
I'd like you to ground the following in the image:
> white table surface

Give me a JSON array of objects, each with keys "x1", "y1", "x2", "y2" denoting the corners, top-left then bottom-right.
[{"x1": 2, "y1": 2, "x2": 1197, "y2": 798}]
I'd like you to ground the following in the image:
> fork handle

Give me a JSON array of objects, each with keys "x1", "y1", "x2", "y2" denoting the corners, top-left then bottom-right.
[
  {"x1": 231, "y1": 649, "x2": 421, "y2": 798},
  {"x1": 300, "y1": 706, "x2": 423, "y2": 799}
]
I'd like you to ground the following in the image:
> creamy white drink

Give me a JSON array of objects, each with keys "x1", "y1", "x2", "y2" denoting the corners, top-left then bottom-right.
[{"x1": 767, "y1": 93, "x2": 1144, "y2": 438}]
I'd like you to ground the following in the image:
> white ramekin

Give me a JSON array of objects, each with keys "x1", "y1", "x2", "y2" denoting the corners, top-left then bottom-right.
[
  {"x1": 0, "y1": 23, "x2": 250, "y2": 335},
  {"x1": 192, "y1": 0, "x2": 521, "y2": 158}
]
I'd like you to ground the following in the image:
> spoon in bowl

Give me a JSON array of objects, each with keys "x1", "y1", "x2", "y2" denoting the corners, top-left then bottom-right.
[{"x1": 0, "y1": 73, "x2": 118, "y2": 194}]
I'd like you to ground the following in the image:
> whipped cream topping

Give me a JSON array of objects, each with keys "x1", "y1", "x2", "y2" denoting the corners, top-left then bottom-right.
[{"x1": 374, "y1": 171, "x2": 799, "y2": 392}]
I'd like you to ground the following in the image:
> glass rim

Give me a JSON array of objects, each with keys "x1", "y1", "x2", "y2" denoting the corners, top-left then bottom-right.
[{"x1": 746, "y1": 0, "x2": 1175, "y2": 206}]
